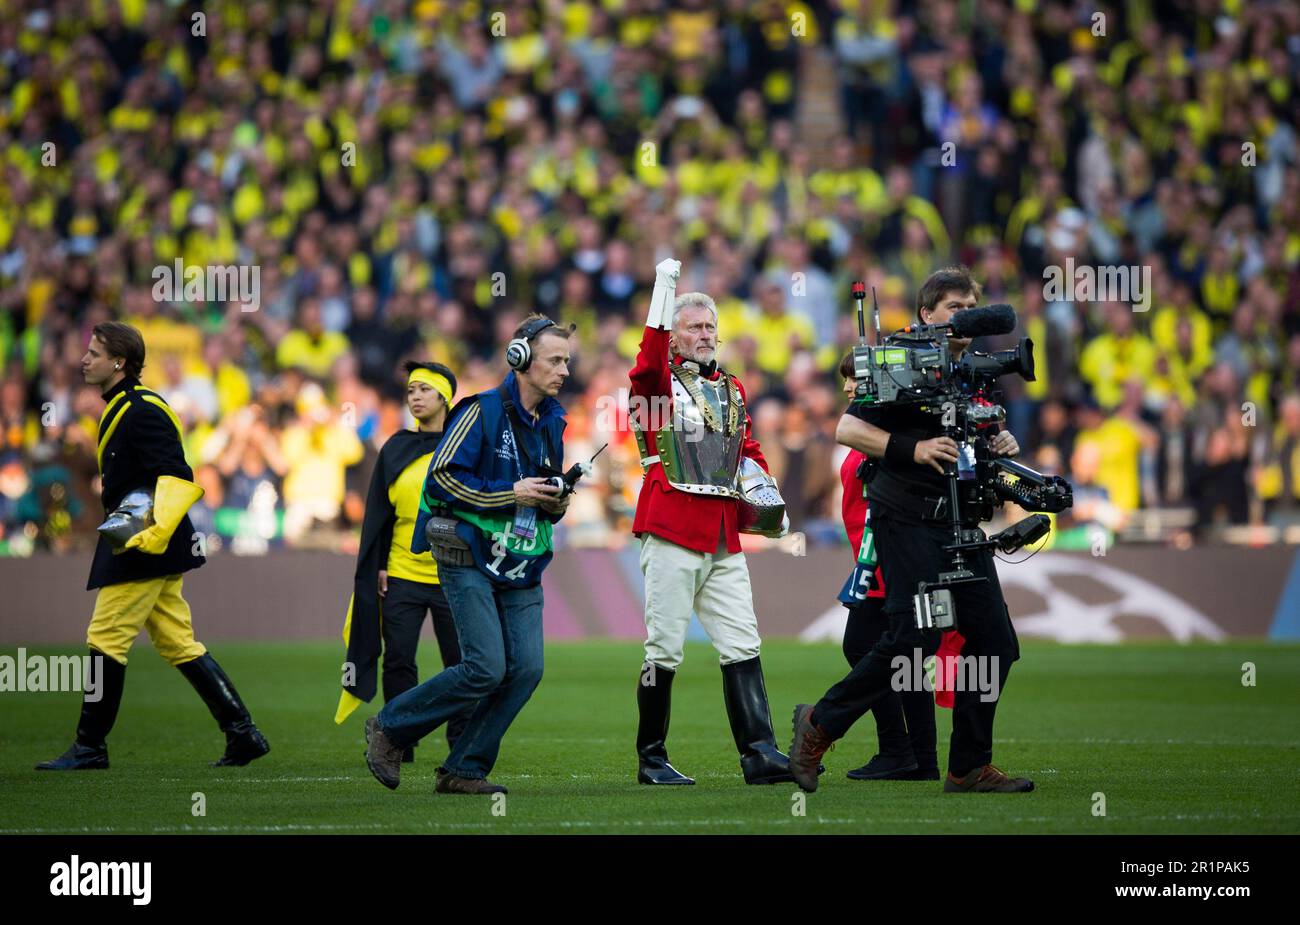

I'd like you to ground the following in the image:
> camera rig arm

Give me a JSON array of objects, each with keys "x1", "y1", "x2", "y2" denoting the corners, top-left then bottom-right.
[{"x1": 988, "y1": 457, "x2": 1073, "y2": 513}]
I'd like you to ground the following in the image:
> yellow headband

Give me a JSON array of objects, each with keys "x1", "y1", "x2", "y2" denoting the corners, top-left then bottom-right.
[{"x1": 408, "y1": 368, "x2": 453, "y2": 409}]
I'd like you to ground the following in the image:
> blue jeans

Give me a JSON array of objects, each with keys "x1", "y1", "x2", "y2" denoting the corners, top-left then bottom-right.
[{"x1": 377, "y1": 564, "x2": 545, "y2": 779}]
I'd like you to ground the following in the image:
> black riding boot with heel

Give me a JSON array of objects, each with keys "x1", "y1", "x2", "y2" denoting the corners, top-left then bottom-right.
[
  {"x1": 177, "y1": 653, "x2": 270, "y2": 767},
  {"x1": 636, "y1": 663, "x2": 694, "y2": 785},
  {"x1": 721, "y1": 656, "x2": 795, "y2": 785},
  {"x1": 36, "y1": 649, "x2": 125, "y2": 771}
]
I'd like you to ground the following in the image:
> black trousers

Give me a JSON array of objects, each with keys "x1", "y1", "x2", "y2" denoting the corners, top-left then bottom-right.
[
  {"x1": 382, "y1": 575, "x2": 472, "y2": 748},
  {"x1": 814, "y1": 508, "x2": 1020, "y2": 776},
  {"x1": 842, "y1": 597, "x2": 938, "y2": 772}
]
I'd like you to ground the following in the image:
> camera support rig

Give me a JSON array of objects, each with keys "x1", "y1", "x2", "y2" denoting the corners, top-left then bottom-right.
[{"x1": 845, "y1": 281, "x2": 1074, "y2": 632}]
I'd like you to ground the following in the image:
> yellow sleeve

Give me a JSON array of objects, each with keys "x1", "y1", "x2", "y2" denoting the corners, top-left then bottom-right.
[
  {"x1": 330, "y1": 424, "x2": 365, "y2": 467},
  {"x1": 280, "y1": 426, "x2": 308, "y2": 465},
  {"x1": 1077, "y1": 336, "x2": 1105, "y2": 388},
  {"x1": 275, "y1": 332, "x2": 304, "y2": 370}
]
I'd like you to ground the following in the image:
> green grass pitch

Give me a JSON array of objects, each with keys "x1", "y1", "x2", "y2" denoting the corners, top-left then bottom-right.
[{"x1": 2, "y1": 640, "x2": 1298, "y2": 834}]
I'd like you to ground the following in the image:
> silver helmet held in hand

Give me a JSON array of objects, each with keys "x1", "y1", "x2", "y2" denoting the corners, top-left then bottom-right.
[
  {"x1": 736, "y1": 457, "x2": 787, "y2": 537},
  {"x1": 97, "y1": 487, "x2": 155, "y2": 550}
]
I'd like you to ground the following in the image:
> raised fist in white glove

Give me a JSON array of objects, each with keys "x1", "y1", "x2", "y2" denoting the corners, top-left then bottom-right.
[
  {"x1": 655, "y1": 258, "x2": 681, "y2": 287},
  {"x1": 647, "y1": 258, "x2": 682, "y2": 329}
]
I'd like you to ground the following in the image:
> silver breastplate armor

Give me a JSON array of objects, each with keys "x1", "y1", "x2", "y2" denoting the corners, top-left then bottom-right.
[{"x1": 642, "y1": 363, "x2": 745, "y2": 497}]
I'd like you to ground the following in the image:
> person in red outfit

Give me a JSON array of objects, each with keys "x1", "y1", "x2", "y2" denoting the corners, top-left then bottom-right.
[{"x1": 628, "y1": 257, "x2": 794, "y2": 785}]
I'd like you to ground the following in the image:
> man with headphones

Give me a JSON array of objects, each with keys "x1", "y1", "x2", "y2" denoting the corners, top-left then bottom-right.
[
  {"x1": 628, "y1": 259, "x2": 794, "y2": 785},
  {"x1": 363, "y1": 314, "x2": 573, "y2": 795}
]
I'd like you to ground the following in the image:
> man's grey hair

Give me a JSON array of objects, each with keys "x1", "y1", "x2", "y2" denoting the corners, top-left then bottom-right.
[{"x1": 671, "y1": 292, "x2": 718, "y2": 329}]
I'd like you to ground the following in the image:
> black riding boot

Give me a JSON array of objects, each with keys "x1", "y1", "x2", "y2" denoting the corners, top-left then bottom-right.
[
  {"x1": 36, "y1": 650, "x2": 124, "y2": 771},
  {"x1": 721, "y1": 656, "x2": 795, "y2": 784},
  {"x1": 176, "y1": 653, "x2": 270, "y2": 767},
  {"x1": 636, "y1": 663, "x2": 694, "y2": 785}
]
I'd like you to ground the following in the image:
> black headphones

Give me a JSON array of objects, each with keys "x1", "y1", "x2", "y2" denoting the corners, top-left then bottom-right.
[{"x1": 506, "y1": 316, "x2": 559, "y2": 372}]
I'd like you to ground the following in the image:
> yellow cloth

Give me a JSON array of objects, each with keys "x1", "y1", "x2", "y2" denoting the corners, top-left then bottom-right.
[
  {"x1": 715, "y1": 297, "x2": 758, "y2": 349},
  {"x1": 87, "y1": 575, "x2": 206, "y2": 667},
  {"x1": 1151, "y1": 306, "x2": 1214, "y2": 373},
  {"x1": 1023, "y1": 314, "x2": 1049, "y2": 401},
  {"x1": 1078, "y1": 332, "x2": 1158, "y2": 409},
  {"x1": 1257, "y1": 436, "x2": 1300, "y2": 502},
  {"x1": 809, "y1": 166, "x2": 887, "y2": 212},
  {"x1": 386, "y1": 451, "x2": 440, "y2": 584},
  {"x1": 1076, "y1": 419, "x2": 1144, "y2": 512},
  {"x1": 275, "y1": 330, "x2": 351, "y2": 378},
  {"x1": 666, "y1": 9, "x2": 714, "y2": 59},
  {"x1": 1200, "y1": 272, "x2": 1239, "y2": 324},
  {"x1": 215, "y1": 362, "x2": 252, "y2": 417},
  {"x1": 408, "y1": 368, "x2": 453, "y2": 410},
  {"x1": 125, "y1": 315, "x2": 203, "y2": 390},
  {"x1": 281, "y1": 423, "x2": 365, "y2": 507},
  {"x1": 900, "y1": 196, "x2": 952, "y2": 257},
  {"x1": 753, "y1": 310, "x2": 816, "y2": 375},
  {"x1": 335, "y1": 688, "x2": 364, "y2": 724},
  {"x1": 124, "y1": 475, "x2": 204, "y2": 555},
  {"x1": 335, "y1": 595, "x2": 361, "y2": 724}
]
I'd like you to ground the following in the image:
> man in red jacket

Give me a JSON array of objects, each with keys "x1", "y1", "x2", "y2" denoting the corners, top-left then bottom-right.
[{"x1": 628, "y1": 257, "x2": 793, "y2": 785}]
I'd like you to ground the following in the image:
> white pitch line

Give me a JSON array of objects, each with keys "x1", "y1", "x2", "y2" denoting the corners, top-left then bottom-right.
[
  {"x1": 4, "y1": 812, "x2": 1295, "y2": 835},
  {"x1": 0, "y1": 819, "x2": 901, "y2": 833},
  {"x1": 156, "y1": 776, "x2": 359, "y2": 783}
]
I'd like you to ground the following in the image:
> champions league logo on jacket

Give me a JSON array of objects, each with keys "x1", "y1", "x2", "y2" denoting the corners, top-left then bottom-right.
[{"x1": 497, "y1": 426, "x2": 516, "y2": 462}]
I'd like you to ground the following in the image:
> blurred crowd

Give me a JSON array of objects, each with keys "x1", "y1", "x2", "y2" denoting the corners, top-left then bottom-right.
[{"x1": 1, "y1": 0, "x2": 1299, "y2": 558}]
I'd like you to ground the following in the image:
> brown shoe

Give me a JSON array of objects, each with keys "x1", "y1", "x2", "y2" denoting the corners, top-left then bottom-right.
[
  {"x1": 364, "y1": 716, "x2": 403, "y2": 790},
  {"x1": 788, "y1": 704, "x2": 835, "y2": 792},
  {"x1": 944, "y1": 764, "x2": 1034, "y2": 793},
  {"x1": 435, "y1": 769, "x2": 508, "y2": 795}
]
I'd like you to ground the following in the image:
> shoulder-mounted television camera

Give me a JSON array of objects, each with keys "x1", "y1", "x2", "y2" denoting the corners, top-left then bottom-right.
[
  {"x1": 849, "y1": 282, "x2": 1034, "y2": 408},
  {"x1": 845, "y1": 281, "x2": 1074, "y2": 633}
]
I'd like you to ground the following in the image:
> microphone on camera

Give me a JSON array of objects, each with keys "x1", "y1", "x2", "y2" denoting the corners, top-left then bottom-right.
[{"x1": 948, "y1": 303, "x2": 1017, "y2": 339}]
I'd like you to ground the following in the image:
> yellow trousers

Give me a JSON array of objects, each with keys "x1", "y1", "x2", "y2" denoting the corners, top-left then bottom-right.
[{"x1": 87, "y1": 575, "x2": 207, "y2": 667}]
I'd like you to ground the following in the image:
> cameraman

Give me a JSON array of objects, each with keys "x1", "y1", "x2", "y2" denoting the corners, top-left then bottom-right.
[{"x1": 789, "y1": 267, "x2": 1032, "y2": 793}]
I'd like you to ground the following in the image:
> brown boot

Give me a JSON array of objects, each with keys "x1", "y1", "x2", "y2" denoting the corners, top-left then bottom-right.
[
  {"x1": 944, "y1": 764, "x2": 1034, "y2": 793},
  {"x1": 435, "y1": 769, "x2": 508, "y2": 795},
  {"x1": 364, "y1": 716, "x2": 403, "y2": 790},
  {"x1": 788, "y1": 704, "x2": 836, "y2": 792}
]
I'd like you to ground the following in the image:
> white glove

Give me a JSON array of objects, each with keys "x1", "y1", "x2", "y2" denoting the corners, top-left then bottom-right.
[
  {"x1": 647, "y1": 258, "x2": 681, "y2": 330},
  {"x1": 655, "y1": 259, "x2": 681, "y2": 286}
]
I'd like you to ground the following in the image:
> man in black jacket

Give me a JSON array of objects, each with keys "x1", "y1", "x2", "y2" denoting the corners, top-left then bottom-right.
[
  {"x1": 37, "y1": 321, "x2": 269, "y2": 771},
  {"x1": 788, "y1": 267, "x2": 1032, "y2": 794}
]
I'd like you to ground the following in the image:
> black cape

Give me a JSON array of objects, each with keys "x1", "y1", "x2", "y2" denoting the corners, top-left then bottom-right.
[{"x1": 339, "y1": 429, "x2": 443, "y2": 713}]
